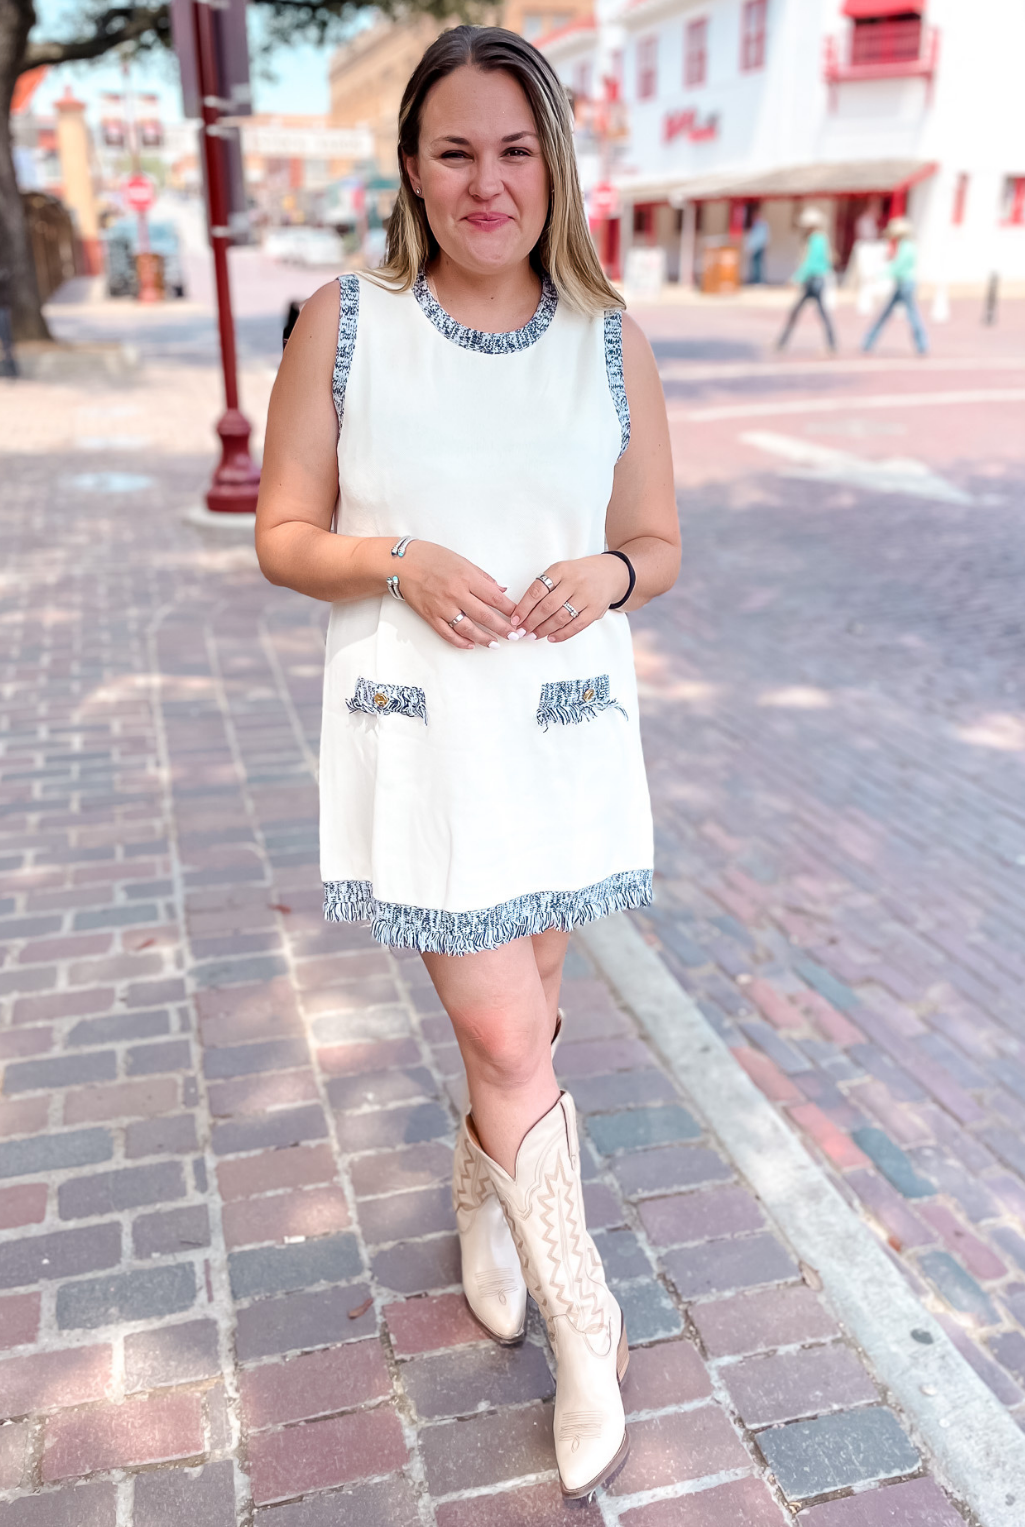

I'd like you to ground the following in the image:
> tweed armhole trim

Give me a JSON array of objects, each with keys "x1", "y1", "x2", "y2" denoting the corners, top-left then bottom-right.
[
  {"x1": 323, "y1": 869, "x2": 653, "y2": 954},
  {"x1": 333, "y1": 274, "x2": 360, "y2": 430},
  {"x1": 604, "y1": 309, "x2": 630, "y2": 460}
]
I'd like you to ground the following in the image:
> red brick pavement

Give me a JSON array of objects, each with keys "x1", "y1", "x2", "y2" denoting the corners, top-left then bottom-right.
[
  {"x1": 632, "y1": 293, "x2": 1025, "y2": 1420},
  {"x1": 2, "y1": 286, "x2": 1017, "y2": 1521}
]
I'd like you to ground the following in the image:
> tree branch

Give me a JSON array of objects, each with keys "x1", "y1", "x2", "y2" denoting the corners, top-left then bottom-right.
[{"x1": 21, "y1": 5, "x2": 169, "y2": 73}]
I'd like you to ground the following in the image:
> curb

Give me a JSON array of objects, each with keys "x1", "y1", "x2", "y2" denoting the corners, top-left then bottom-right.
[{"x1": 579, "y1": 913, "x2": 1025, "y2": 1527}]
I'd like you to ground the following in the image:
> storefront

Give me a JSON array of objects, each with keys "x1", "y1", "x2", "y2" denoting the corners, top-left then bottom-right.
[{"x1": 541, "y1": 0, "x2": 1025, "y2": 291}]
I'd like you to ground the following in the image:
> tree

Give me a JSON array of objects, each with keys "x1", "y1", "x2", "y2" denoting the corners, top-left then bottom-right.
[{"x1": 1, "y1": 0, "x2": 458, "y2": 340}]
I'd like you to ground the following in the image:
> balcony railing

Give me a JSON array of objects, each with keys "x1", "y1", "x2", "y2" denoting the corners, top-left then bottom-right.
[{"x1": 824, "y1": 23, "x2": 939, "y2": 103}]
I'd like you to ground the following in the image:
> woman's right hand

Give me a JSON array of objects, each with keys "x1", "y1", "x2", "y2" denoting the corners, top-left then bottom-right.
[{"x1": 397, "y1": 541, "x2": 524, "y2": 651}]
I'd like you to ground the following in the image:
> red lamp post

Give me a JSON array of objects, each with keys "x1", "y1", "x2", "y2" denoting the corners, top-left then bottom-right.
[{"x1": 191, "y1": 0, "x2": 260, "y2": 514}]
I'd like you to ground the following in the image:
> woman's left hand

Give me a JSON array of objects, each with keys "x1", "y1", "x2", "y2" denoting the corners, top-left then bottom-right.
[{"x1": 510, "y1": 555, "x2": 631, "y2": 642}]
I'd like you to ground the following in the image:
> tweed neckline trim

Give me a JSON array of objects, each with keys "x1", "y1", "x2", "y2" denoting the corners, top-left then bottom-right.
[{"x1": 412, "y1": 269, "x2": 559, "y2": 355}]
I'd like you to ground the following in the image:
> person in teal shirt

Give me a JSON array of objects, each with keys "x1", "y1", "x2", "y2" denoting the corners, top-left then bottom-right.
[
  {"x1": 776, "y1": 207, "x2": 837, "y2": 353},
  {"x1": 862, "y1": 216, "x2": 928, "y2": 354}
]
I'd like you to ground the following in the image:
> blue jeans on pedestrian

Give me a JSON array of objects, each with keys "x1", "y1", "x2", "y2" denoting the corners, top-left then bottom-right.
[
  {"x1": 862, "y1": 281, "x2": 928, "y2": 354},
  {"x1": 749, "y1": 248, "x2": 765, "y2": 284},
  {"x1": 777, "y1": 276, "x2": 836, "y2": 352}
]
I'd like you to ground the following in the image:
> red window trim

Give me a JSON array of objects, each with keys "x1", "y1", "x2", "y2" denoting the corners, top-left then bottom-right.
[
  {"x1": 1004, "y1": 177, "x2": 1025, "y2": 227},
  {"x1": 637, "y1": 35, "x2": 659, "y2": 100},
  {"x1": 685, "y1": 17, "x2": 708, "y2": 87},
  {"x1": 741, "y1": 0, "x2": 767, "y2": 72},
  {"x1": 951, "y1": 172, "x2": 968, "y2": 227}
]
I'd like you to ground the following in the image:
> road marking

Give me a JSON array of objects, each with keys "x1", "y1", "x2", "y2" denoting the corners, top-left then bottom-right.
[
  {"x1": 740, "y1": 430, "x2": 973, "y2": 503},
  {"x1": 581, "y1": 913, "x2": 1025, "y2": 1527},
  {"x1": 658, "y1": 356, "x2": 1025, "y2": 384},
  {"x1": 62, "y1": 472, "x2": 155, "y2": 493},
  {"x1": 670, "y1": 388, "x2": 1025, "y2": 424}
]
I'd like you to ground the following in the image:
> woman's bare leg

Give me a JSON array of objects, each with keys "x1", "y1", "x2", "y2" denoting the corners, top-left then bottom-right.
[{"x1": 423, "y1": 929, "x2": 570, "y2": 1174}]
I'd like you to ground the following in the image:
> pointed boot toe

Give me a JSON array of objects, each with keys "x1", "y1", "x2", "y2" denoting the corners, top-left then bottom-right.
[{"x1": 554, "y1": 1308, "x2": 630, "y2": 1498}]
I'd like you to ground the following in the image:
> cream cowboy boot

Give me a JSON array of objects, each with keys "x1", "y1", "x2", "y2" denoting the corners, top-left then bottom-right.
[
  {"x1": 452, "y1": 1012, "x2": 563, "y2": 1345},
  {"x1": 469, "y1": 1093, "x2": 629, "y2": 1499}
]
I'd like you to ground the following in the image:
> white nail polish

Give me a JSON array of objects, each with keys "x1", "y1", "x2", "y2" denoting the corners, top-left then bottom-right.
[
  {"x1": 506, "y1": 630, "x2": 522, "y2": 641},
  {"x1": 489, "y1": 641, "x2": 500, "y2": 650},
  {"x1": 525, "y1": 633, "x2": 537, "y2": 641}
]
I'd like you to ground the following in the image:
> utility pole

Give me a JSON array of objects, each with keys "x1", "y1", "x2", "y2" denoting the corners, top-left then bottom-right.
[{"x1": 190, "y1": 0, "x2": 260, "y2": 513}]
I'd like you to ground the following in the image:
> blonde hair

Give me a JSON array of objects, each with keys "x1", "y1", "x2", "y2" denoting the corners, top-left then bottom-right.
[{"x1": 371, "y1": 25, "x2": 622, "y2": 315}]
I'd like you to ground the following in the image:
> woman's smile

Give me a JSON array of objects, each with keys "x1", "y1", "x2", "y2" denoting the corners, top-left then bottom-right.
[{"x1": 465, "y1": 211, "x2": 513, "y2": 230}]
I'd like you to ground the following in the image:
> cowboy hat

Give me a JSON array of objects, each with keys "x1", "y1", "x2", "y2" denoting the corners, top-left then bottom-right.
[
  {"x1": 798, "y1": 207, "x2": 826, "y2": 229},
  {"x1": 885, "y1": 216, "x2": 913, "y2": 238}
]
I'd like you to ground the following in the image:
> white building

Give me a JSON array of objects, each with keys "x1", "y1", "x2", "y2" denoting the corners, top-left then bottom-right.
[{"x1": 541, "y1": 0, "x2": 1025, "y2": 290}]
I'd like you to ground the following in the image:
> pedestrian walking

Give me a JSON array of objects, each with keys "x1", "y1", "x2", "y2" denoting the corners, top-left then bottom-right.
[
  {"x1": 861, "y1": 215, "x2": 928, "y2": 354},
  {"x1": 776, "y1": 207, "x2": 837, "y2": 353},
  {"x1": 255, "y1": 24, "x2": 680, "y2": 1502},
  {"x1": 745, "y1": 211, "x2": 769, "y2": 284}
]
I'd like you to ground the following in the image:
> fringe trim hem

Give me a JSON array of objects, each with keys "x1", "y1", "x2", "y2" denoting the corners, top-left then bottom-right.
[{"x1": 323, "y1": 869, "x2": 653, "y2": 954}]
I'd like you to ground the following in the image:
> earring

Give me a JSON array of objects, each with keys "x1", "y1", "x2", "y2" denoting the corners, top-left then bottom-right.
[{"x1": 413, "y1": 186, "x2": 423, "y2": 197}]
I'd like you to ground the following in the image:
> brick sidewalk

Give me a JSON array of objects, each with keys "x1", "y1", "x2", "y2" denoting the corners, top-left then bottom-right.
[{"x1": 0, "y1": 409, "x2": 971, "y2": 1522}]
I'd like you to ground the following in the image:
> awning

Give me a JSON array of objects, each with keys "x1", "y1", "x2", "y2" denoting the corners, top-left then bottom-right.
[
  {"x1": 615, "y1": 158, "x2": 937, "y2": 205},
  {"x1": 843, "y1": 0, "x2": 923, "y2": 17}
]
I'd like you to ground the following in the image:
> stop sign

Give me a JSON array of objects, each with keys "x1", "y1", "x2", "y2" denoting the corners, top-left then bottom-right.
[
  {"x1": 123, "y1": 174, "x2": 155, "y2": 213},
  {"x1": 590, "y1": 182, "x2": 618, "y2": 219}
]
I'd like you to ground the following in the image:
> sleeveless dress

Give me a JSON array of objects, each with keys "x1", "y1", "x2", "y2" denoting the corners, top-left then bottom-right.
[{"x1": 319, "y1": 270, "x2": 654, "y2": 955}]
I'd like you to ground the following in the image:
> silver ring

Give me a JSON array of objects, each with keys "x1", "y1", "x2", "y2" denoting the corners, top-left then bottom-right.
[
  {"x1": 537, "y1": 573, "x2": 555, "y2": 591},
  {"x1": 563, "y1": 602, "x2": 578, "y2": 619},
  {"x1": 449, "y1": 612, "x2": 466, "y2": 628}
]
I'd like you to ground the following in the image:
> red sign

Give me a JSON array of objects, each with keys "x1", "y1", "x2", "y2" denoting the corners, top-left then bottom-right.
[
  {"x1": 123, "y1": 173, "x2": 155, "y2": 213},
  {"x1": 590, "y1": 181, "x2": 618, "y2": 219},
  {"x1": 663, "y1": 109, "x2": 719, "y2": 144}
]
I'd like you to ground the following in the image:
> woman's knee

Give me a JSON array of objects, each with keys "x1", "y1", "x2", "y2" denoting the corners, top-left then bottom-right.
[{"x1": 455, "y1": 1004, "x2": 546, "y2": 1086}]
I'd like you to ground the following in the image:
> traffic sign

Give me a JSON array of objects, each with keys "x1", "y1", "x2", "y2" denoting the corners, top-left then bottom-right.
[
  {"x1": 590, "y1": 182, "x2": 619, "y2": 219},
  {"x1": 123, "y1": 174, "x2": 155, "y2": 213}
]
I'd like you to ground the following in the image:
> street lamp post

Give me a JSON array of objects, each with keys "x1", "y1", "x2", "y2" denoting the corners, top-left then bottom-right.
[{"x1": 191, "y1": 0, "x2": 260, "y2": 514}]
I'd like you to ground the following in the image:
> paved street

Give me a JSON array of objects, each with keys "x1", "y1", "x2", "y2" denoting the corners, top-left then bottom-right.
[{"x1": 1, "y1": 257, "x2": 1023, "y2": 1523}]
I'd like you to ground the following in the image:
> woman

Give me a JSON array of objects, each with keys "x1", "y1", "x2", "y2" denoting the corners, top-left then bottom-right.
[
  {"x1": 256, "y1": 25, "x2": 679, "y2": 1500},
  {"x1": 776, "y1": 206, "x2": 837, "y2": 353}
]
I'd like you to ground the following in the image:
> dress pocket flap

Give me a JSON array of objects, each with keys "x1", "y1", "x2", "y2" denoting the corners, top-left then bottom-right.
[
  {"x1": 347, "y1": 677, "x2": 428, "y2": 723},
  {"x1": 536, "y1": 675, "x2": 626, "y2": 731}
]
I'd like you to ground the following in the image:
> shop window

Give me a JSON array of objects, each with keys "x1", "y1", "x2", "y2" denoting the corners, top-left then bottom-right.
[
  {"x1": 521, "y1": 13, "x2": 545, "y2": 40},
  {"x1": 1002, "y1": 177, "x2": 1025, "y2": 226},
  {"x1": 637, "y1": 36, "x2": 659, "y2": 100},
  {"x1": 740, "y1": 0, "x2": 767, "y2": 71},
  {"x1": 850, "y1": 13, "x2": 922, "y2": 66},
  {"x1": 951, "y1": 173, "x2": 969, "y2": 227},
  {"x1": 685, "y1": 18, "x2": 708, "y2": 86}
]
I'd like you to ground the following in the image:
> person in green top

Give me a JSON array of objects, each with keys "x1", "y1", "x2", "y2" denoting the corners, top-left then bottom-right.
[
  {"x1": 861, "y1": 216, "x2": 928, "y2": 354},
  {"x1": 776, "y1": 207, "x2": 837, "y2": 353}
]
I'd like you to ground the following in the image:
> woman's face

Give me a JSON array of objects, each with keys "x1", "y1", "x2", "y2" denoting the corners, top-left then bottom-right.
[{"x1": 407, "y1": 65, "x2": 551, "y2": 277}]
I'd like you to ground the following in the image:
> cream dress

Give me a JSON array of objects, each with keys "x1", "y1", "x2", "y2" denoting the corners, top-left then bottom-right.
[{"x1": 319, "y1": 270, "x2": 654, "y2": 954}]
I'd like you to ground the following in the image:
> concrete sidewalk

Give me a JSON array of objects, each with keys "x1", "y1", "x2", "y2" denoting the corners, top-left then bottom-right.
[{"x1": 0, "y1": 371, "x2": 977, "y2": 1523}]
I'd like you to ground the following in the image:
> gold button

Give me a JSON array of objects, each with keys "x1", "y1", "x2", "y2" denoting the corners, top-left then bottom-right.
[
  {"x1": 583, "y1": 688, "x2": 595, "y2": 702},
  {"x1": 373, "y1": 692, "x2": 388, "y2": 708}
]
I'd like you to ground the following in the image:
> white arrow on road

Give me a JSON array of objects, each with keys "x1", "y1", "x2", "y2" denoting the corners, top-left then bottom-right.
[{"x1": 741, "y1": 430, "x2": 973, "y2": 504}]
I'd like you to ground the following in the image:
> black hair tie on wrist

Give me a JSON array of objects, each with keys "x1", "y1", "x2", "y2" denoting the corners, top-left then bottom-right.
[{"x1": 603, "y1": 549, "x2": 636, "y2": 609}]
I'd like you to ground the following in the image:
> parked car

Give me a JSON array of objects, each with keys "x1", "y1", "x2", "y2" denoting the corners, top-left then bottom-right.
[
  {"x1": 263, "y1": 227, "x2": 346, "y2": 267},
  {"x1": 104, "y1": 219, "x2": 186, "y2": 298}
]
